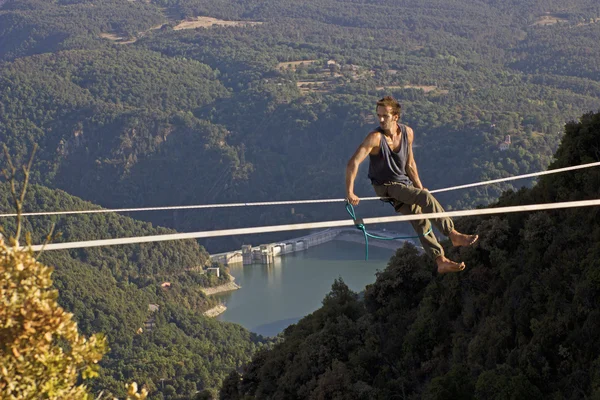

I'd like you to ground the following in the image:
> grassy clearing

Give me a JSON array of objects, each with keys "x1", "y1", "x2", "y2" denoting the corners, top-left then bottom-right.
[
  {"x1": 174, "y1": 16, "x2": 262, "y2": 30},
  {"x1": 98, "y1": 32, "x2": 136, "y2": 44},
  {"x1": 277, "y1": 60, "x2": 319, "y2": 70},
  {"x1": 532, "y1": 14, "x2": 569, "y2": 26}
]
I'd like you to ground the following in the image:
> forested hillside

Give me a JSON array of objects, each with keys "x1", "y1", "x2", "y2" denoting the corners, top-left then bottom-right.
[
  {"x1": 220, "y1": 111, "x2": 600, "y2": 399},
  {"x1": 2, "y1": 0, "x2": 600, "y2": 252},
  {"x1": 2, "y1": 0, "x2": 600, "y2": 398},
  {"x1": 0, "y1": 185, "x2": 268, "y2": 398}
]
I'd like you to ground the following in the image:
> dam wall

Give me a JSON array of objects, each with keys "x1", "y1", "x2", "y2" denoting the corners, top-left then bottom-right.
[{"x1": 210, "y1": 228, "x2": 416, "y2": 265}]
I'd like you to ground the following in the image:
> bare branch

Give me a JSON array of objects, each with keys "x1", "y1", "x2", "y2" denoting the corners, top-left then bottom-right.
[
  {"x1": 35, "y1": 223, "x2": 57, "y2": 257},
  {"x1": 1, "y1": 144, "x2": 37, "y2": 246},
  {"x1": 19, "y1": 144, "x2": 38, "y2": 207}
]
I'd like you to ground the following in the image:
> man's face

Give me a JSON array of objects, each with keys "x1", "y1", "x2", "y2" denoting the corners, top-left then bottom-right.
[{"x1": 376, "y1": 105, "x2": 398, "y2": 131}]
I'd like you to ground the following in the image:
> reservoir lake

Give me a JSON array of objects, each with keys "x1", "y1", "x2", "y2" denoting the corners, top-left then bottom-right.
[{"x1": 215, "y1": 240, "x2": 395, "y2": 337}]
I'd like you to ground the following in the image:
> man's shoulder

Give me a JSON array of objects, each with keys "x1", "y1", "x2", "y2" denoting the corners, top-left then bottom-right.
[
  {"x1": 400, "y1": 124, "x2": 415, "y2": 138},
  {"x1": 366, "y1": 129, "x2": 382, "y2": 139},
  {"x1": 363, "y1": 129, "x2": 382, "y2": 147}
]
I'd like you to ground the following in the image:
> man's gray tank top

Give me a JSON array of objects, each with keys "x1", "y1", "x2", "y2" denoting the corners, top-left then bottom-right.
[{"x1": 368, "y1": 124, "x2": 412, "y2": 186}]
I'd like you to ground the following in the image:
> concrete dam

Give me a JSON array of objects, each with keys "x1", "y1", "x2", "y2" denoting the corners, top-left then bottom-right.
[{"x1": 210, "y1": 228, "x2": 415, "y2": 266}]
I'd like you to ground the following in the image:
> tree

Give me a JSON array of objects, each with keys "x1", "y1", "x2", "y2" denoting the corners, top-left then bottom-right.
[
  {"x1": 0, "y1": 237, "x2": 107, "y2": 399},
  {"x1": 0, "y1": 148, "x2": 148, "y2": 399}
]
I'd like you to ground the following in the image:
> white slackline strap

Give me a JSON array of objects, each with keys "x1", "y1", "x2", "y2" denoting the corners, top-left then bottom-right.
[
  {"x1": 3, "y1": 161, "x2": 600, "y2": 218},
  {"x1": 428, "y1": 161, "x2": 600, "y2": 193},
  {"x1": 27, "y1": 199, "x2": 600, "y2": 251}
]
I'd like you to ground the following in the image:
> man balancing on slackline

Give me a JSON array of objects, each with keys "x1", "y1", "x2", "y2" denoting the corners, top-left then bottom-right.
[{"x1": 345, "y1": 96, "x2": 478, "y2": 273}]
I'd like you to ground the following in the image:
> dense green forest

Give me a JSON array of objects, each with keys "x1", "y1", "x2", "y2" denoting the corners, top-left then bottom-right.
[
  {"x1": 2, "y1": 0, "x2": 600, "y2": 397},
  {"x1": 0, "y1": 185, "x2": 268, "y2": 398},
  {"x1": 1, "y1": 0, "x2": 600, "y2": 253},
  {"x1": 220, "y1": 111, "x2": 600, "y2": 399}
]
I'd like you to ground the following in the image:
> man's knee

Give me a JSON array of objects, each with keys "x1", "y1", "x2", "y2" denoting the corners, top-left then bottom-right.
[{"x1": 416, "y1": 190, "x2": 435, "y2": 208}]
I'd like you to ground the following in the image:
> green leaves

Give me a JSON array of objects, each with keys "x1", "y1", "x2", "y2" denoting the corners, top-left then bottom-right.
[{"x1": 0, "y1": 239, "x2": 108, "y2": 399}]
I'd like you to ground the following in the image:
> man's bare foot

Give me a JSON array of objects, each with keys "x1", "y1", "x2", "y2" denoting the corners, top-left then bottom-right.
[
  {"x1": 449, "y1": 230, "x2": 479, "y2": 247},
  {"x1": 436, "y1": 256, "x2": 466, "y2": 274}
]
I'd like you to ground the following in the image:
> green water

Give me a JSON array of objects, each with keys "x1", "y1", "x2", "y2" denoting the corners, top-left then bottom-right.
[{"x1": 215, "y1": 240, "x2": 394, "y2": 337}]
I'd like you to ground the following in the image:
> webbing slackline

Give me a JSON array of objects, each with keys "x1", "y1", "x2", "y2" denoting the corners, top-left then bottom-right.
[
  {"x1": 22, "y1": 198, "x2": 600, "y2": 252},
  {"x1": 2, "y1": 161, "x2": 599, "y2": 218},
  {"x1": 3, "y1": 161, "x2": 600, "y2": 253}
]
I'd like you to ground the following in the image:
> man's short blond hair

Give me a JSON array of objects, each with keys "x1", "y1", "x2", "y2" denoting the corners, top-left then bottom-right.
[{"x1": 376, "y1": 96, "x2": 401, "y2": 116}]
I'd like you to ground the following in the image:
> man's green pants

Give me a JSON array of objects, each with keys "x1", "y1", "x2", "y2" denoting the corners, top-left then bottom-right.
[{"x1": 373, "y1": 182, "x2": 454, "y2": 259}]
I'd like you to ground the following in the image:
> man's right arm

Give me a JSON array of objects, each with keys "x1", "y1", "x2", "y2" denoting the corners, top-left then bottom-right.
[{"x1": 345, "y1": 132, "x2": 379, "y2": 206}]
